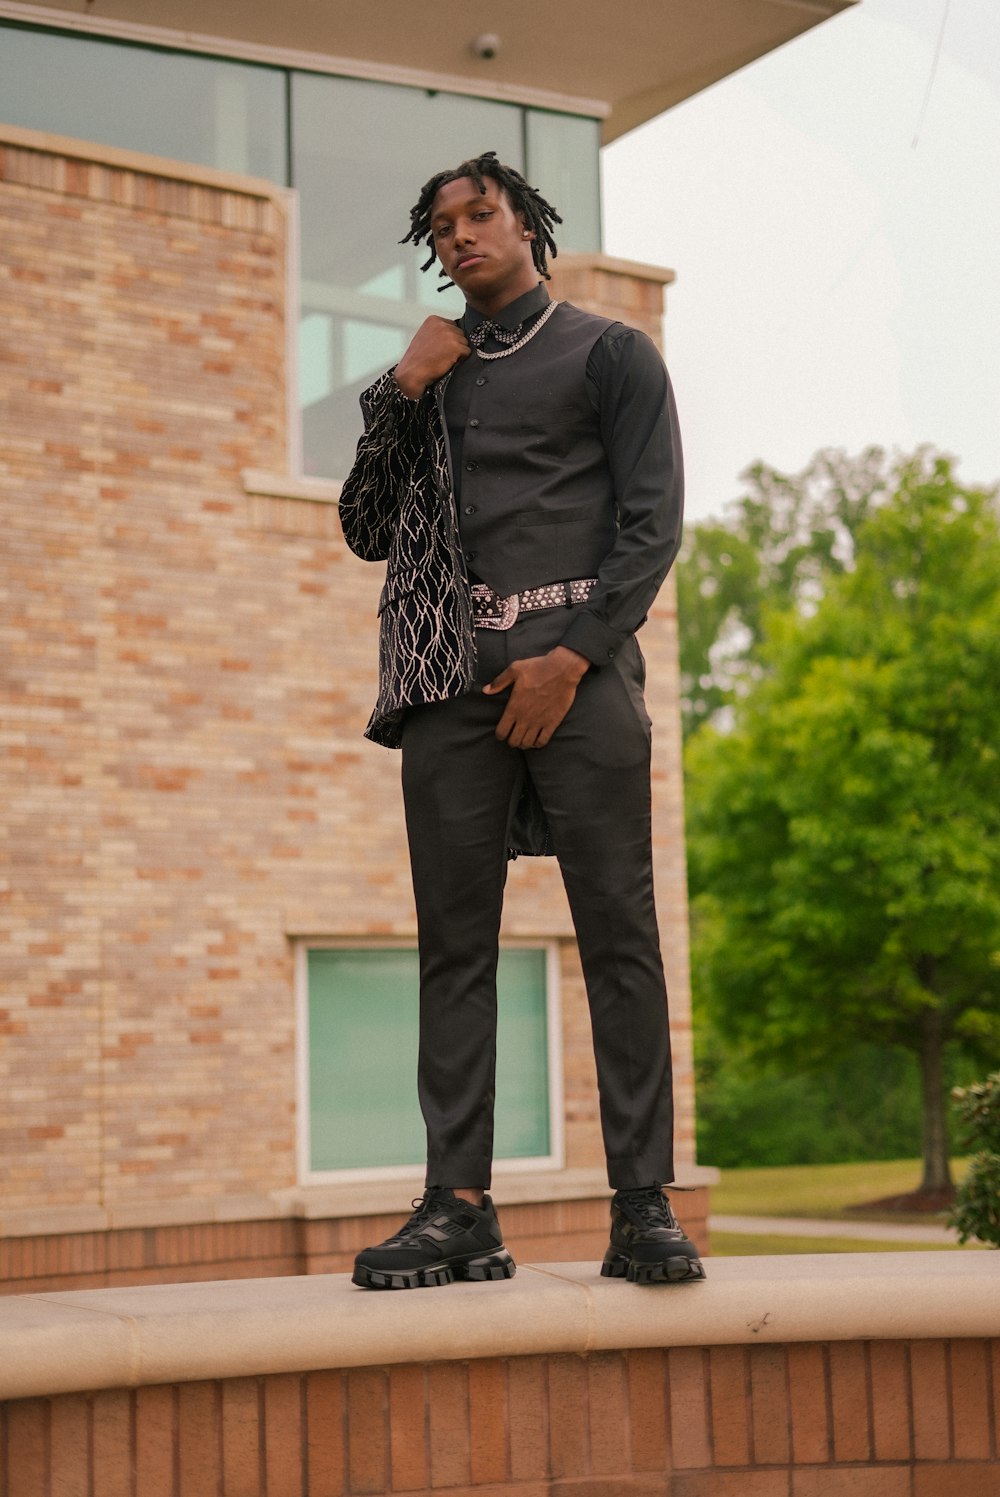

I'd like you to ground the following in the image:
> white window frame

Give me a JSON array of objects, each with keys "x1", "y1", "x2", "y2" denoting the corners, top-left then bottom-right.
[{"x1": 294, "y1": 937, "x2": 564, "y2": 1185}]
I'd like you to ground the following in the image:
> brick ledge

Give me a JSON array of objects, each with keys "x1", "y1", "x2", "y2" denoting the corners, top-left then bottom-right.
[
  {"x1": 1, "y1": 1253, "x2": 994, "y2": 1402},
  {"x1": 0, "y1": 1165, "x2": 717, "y2": 1239}
]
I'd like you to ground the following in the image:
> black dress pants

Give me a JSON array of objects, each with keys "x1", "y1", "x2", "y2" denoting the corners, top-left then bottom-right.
[{"x1": 400, "y1": 606, "x2": 674, "y2": 1191}]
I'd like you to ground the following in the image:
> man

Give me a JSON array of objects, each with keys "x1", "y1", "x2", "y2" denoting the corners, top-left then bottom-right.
[{"x1": 339, "y1": 151, "x2": 703, "y2": 1290}]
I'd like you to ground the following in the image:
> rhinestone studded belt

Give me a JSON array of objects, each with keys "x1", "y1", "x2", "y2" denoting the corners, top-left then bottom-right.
[{"x1": 470, "y1": 577, "x2": 597, "y2": 631}]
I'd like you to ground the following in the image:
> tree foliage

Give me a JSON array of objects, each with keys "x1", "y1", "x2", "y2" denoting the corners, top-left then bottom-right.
[
  {"x1": 684, "y1": 450, "x2": 1000, "y2": 1190},
  {"x1": 677, "y1": 447, "x2": 896, "y2": 738},
  {"x1": 695, "y1": 1035, "x2": 924, "y2": 1169}
]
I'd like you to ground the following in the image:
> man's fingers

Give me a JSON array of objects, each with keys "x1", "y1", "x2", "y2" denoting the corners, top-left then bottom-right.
[
  {"x1": 483, "y1": 667, "x2": 515, "y2": 696},
  {"x1": 497, "y1": 712, "x2": 557, "y2": 750},
  {"x1": 494, "y1": 707, "x2": 515, "y2": 743}
]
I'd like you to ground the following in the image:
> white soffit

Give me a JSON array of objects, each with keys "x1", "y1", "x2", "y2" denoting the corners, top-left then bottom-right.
[{"x1": 0, "y1": 0, "x2": 859, "y2": 140}]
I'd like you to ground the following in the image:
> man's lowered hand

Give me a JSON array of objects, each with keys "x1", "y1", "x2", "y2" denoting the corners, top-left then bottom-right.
[{"x1": 484, "y1": 646, "x2": 590, "y2": 749}]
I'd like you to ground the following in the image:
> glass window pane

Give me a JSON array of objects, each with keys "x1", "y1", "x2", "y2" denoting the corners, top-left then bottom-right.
[
  {"x1": 0, "y1": 25, "x2": 286, "y2": 180},
  {"x1": 292, "y1": 73, "x2": 524, "y2": 479},
  {"x1": 307, "y1": 947, "x2": 550, "y2": 1172},
  {"x1": 493, "y1": 949, "x2": 551, "y2": 1159},
  {"x1": 525, "y1": 110, "x2": 602, "y2": 253},
  {"x1": 308, "y1": 949, "x2": 425, "y2": 1171}
]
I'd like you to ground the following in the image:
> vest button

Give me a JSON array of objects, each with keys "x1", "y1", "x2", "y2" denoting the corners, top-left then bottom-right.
[
  {"x1": 464, "y1": 505, "x2": 477, "y2": 515},
  {"x1": 465, "y1": 461, "x2": 477, "y2": 472},
  {"x1": 469, "y1": 418, "x2": 480, "y2": 428},
  {"x1": 465, "y1": 549, "x2": 477, "y2": 561},
  {"x1": 475, "y1": 377, "x2": 486, "y2": 387}
]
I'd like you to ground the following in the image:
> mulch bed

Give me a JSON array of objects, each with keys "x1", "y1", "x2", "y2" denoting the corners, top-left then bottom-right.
[{"x1": 848, "y1": 1186, "x2": 956, "y2": 1215}]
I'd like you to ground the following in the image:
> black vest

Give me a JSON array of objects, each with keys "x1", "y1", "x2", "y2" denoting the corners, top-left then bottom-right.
[{"x1": 438, "y1": 302, "x2": 617, "y2": 596}]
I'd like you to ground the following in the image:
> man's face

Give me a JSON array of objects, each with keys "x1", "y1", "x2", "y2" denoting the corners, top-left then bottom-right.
[{"x1": 429, "y1": 175, "x2": 539, "y2": 314}]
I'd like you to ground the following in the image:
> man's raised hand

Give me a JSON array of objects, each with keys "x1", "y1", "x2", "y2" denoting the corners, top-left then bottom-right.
[{"x1": 394, "y1": 317, "x2": 470, "y2": 399}]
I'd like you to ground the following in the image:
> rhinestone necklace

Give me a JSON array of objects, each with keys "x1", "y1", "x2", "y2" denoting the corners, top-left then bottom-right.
[{"x1": 472, "y1": 298, "x2": 559, "y2": 360}]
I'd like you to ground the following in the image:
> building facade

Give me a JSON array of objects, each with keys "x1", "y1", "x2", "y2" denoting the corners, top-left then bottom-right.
[{"x1": 0, "y1": 1, "x2": 852, "y2": 1290}]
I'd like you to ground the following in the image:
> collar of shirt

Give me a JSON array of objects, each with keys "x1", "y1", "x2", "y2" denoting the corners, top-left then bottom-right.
[{"x1": 461, "y1": 282, "x2": 550, "y2": 346}]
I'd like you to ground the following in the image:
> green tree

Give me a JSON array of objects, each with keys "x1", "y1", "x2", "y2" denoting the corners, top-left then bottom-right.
[
  {"x1": 677, "y1": 447, "x2": 894, "y2": 738},
  {"x1": 685, "y1": 451, "x2": 1000, "y2": 1194}
]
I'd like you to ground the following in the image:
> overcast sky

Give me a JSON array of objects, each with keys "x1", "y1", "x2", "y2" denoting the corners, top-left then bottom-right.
[{"x1": 601, "y1": 0, "x2": 1000, "y2": 522}]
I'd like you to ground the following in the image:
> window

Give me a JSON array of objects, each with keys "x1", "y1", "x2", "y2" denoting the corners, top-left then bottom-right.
[
  {"x1": 525, "y1": 109, "x2": 602, "y2": 253},
  {"x1": 290, "y1": 73, "x2": 525, "y2": 480},
  {"x1": 0, "y1": 25, "x2": 286, "y2": 180},
  {"x1": 0, "y1": 22, "x2": 602, "y2": 481},
  {"x1": 298, "y1": 944, "x2": 561, "y2": 1180}
]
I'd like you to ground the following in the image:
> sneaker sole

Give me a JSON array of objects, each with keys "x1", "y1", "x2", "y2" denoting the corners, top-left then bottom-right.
[
  {"x1": 600, "y1": 1251, "x2": 706, "y2": 1285},
  {"x1": 352, "y1": 1248, "x2": 516, "y2": 1291}
]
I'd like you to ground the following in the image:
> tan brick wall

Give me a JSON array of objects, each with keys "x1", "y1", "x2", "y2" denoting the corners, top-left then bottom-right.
[
  {"x1": 0, "y1": 1186, "x2": 712, "y2": 1295},
  {"x1": 0, "y1": 128, "x2": 696, "y2": 1230},
  {"x1": 3, "y1": 1338, "x2": 998, "y2": 1495}
]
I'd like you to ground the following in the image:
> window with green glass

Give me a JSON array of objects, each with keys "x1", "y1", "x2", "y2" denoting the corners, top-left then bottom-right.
[{"x1": 305, "y1": 946, "x2": 553, "y2": 1175}]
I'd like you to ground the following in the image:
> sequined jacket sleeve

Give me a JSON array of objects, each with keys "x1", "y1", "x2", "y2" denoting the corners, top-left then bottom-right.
[
  {"x1": 336, "y1": 367, "x2": 477, "y2": 748},
  {"x1": 338, "y1": 371, "x2": 433, "y2": 562}
]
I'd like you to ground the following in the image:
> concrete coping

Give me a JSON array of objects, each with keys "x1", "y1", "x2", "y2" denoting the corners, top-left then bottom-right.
[
  {"x1": 1, "y1": 1254, "x2": 996, "y2": 1404},
  {"x1": 556, "y1": 251, "x2": 677, "y2": 285},
  {"x1": 0, "y1": 121, "x2": 286, "y2": 203},
  {"x1": 242, "y1": 468, "x2": 343, "y2": 505}
]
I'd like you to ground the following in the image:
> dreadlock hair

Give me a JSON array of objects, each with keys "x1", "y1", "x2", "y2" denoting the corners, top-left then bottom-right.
[{"x1": 400, "y1": 150, "x2": 563, "y2": 291}]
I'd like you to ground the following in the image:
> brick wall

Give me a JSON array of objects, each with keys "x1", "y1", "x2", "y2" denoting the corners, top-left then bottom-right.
[
  {"x1": 0, "y1": 1186, "x2": 711, "y2": 1295},
  {"x1": 2, "y1": 1337, "x2": 996, "y2": 1495},
  {"x1": 1, "y1": 128, "x2": 697, "y2": 1268}
]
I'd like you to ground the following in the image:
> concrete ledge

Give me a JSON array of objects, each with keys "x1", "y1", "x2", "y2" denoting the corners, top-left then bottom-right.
[
  {"x1": 1, "y1": 1252, "x2": 995, "y2": 1402},
  {"x1": 556, "y1": 250, "x2": 677, "y2": 285},
  {"x1": 242, "y1": 468, "x2": 343, "y2": 505},
  {"x1": 0, "y1": 120, "x2": 286, "y2": 202}
]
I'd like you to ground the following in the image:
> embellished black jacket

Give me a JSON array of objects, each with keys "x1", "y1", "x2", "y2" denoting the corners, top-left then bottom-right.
[{"x1": 338, "y1": 368, "x2": 475, "y2": 749}]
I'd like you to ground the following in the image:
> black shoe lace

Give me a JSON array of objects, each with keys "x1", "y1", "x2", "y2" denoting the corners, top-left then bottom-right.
[
  {"x1": 384, "y1": 1189, "x2": 451, "y2": 1245},
  {"x1": 617, "y1": 1186, "x2": 677, "y2": 1230}
]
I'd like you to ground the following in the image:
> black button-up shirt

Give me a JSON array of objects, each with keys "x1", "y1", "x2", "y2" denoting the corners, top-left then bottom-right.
[{"x1": 444, "y1": 282, "x2": 684, "y2": 667}]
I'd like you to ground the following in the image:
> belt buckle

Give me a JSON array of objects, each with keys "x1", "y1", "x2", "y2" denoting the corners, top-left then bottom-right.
[
  {"x1": 472, "y1": 583, "x2": 520, "y2": 631},
  {"x1": 498, "y1": 591, "x2": 520, "y2": 628}
]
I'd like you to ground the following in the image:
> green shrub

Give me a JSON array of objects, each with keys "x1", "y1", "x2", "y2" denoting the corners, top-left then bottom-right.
[{"x1": 949, "y1": 1073, "x2": 1000, "y2": 1247}]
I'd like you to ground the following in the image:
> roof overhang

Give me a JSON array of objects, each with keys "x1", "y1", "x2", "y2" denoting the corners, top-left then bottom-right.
[{"x1": 1, "y1": 0, "x2": 858, "y2": 141}]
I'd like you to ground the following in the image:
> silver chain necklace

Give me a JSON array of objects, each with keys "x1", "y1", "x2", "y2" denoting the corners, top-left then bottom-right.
[{"x1": 472, "y1": 298, "x2": 559, "y2": 360}]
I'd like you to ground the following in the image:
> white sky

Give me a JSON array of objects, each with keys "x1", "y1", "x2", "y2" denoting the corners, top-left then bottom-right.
[{"x1": 601, "y1": 0, "x2": 1000, "y2": 521}]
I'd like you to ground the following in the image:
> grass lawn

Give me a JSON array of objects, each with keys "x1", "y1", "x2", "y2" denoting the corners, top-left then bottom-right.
[
  {"x1": 710, "y1": 1230, "x2": 982, "y2": 1256},
  {"x1": 710, "y1": 1157, "x2": 970, "y2": 1223}
]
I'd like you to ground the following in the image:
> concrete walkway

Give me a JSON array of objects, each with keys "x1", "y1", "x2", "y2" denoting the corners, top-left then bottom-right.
[{"x1": 711, "y1": 1213, "x2": 961, "y2": 1244}]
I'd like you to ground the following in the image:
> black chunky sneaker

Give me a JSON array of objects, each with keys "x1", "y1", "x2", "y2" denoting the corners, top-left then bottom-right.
[
  {"x1": 351, "y1": 1187, "x2": 516, "y2": 1290},
  {"x1": 601, "y1": 1184, "x2": 706, "y2": 1285}
]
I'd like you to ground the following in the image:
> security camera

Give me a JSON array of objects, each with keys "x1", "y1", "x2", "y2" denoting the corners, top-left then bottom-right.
[{"x1": 472, "y1": 33, "x2": 501, "y2": 60}]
